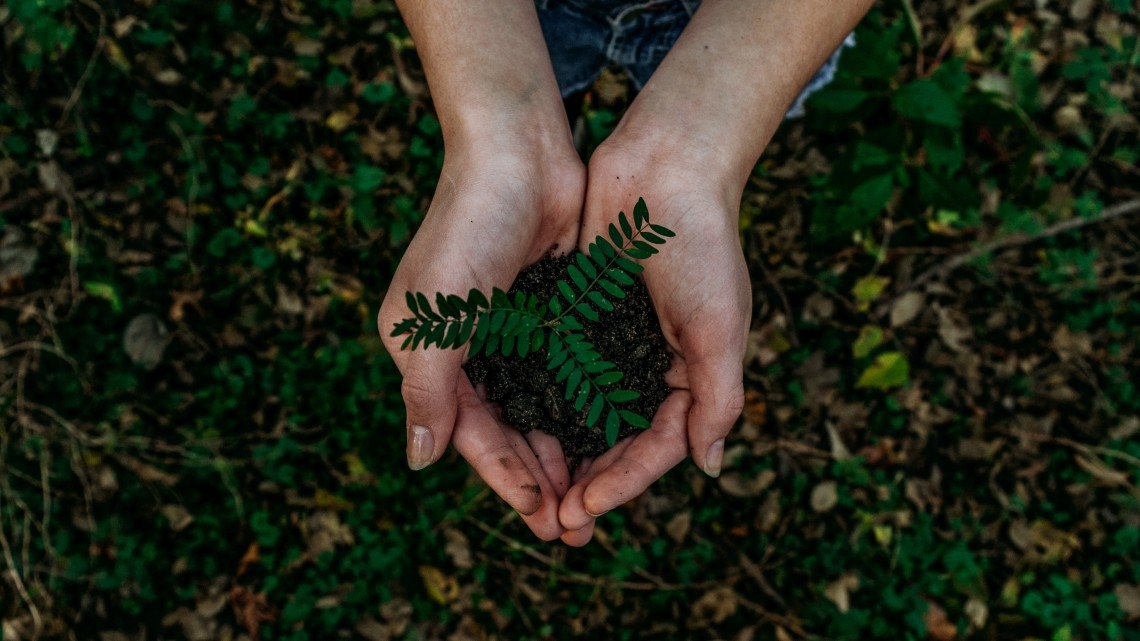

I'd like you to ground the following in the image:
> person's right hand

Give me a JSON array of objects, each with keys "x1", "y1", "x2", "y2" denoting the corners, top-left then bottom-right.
[{"x1": 378, "y1": 134, "x2": 586, "y2": 541}]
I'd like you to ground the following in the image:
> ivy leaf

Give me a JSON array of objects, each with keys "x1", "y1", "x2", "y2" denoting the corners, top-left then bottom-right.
[{"x1": 856, "y1": 351, "x2": 910, "y2": 390}]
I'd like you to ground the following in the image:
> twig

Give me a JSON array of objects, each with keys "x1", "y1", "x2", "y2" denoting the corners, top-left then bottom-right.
[
  {"x1": 56, "y1": 0, "x2": 107, "y2": 128},
  {"x1": 465, "y1": 517, "x2": 708, "y2": 592},
  {"x1": 902, "y1": 198, "x2": 1140, "y2": 294}
]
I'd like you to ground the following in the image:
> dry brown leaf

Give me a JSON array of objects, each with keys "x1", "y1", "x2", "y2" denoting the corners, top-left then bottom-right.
[
  {"x1": 719, "y1": 469, "x2": 777, "y2": 498},
  {"x1": 890, "y1": 291, "x2": 925, "y2": 327},
  {"x1": 160, "y1": 505, "x2": 194, "y2": 532},
  {"x1": 666, "y1": 510, "x2": 691, "y2": 543},
  {"x1": 690, "y1": 587, "x2": 738, "y2": 626},
  {"x1": 923, "y1": 600, "x2": 957, "y2": 641},
  {"x1": 444, "y1": 527, "x2": 474, "y2": 570},
  {"x1": 823, "y1": 573, "x2": 860, "y2": 613},
  {"x1": 964, "y1": 597, "x2": 988, "y2": 630},
  {"x1": 810, "y1": 481, "x2": 839, "y2": 512},
  {"x1": 123, "y1": 313, "x2": 171, "y2": 370},
  {"x1": 229, "y1": 586, "x2": 277, "y2": 641},
  {"x1": 1115, "y1": 584, "x2": 1140, "y2": 620}
]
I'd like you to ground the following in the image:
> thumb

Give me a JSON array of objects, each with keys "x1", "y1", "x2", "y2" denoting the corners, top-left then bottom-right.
[
  {"x1": 685, "y1": 347, "x2": 745, "y2": 479},
  {"x1": 401, "y1": 348, "x2": 464, "y2": 470}
]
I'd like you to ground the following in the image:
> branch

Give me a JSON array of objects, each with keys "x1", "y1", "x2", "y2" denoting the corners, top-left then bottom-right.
[{"x1": 905, "y1": 198, "x2": 1140, "y2": 293}]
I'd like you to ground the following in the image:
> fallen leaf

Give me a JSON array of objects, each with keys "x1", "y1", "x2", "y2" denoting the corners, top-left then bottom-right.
[
  {"x1": 964, "y1": 597, "x2": 988, "y2": 630},
  {"x1": 229, "y1": 586, "x2": 277, "y2": 641},
  {"x1": 853, "y1": 275, "x2": 890, "y2": 312},
  {"x1": 823, "y1": 573, "x2": 860, "y2": 613},
  {"x1": 666, "y1": 511, "x2": 691, "y2": 543},
  {"x1": 1115, "y1": 584, "x2": 1140, "y2": 620},
  {"x1": 419, "y1": 565, "x2": 459, "y2": 605},
  {"x1": 444, "y1": 527, "x2": 474, "y2": 570},
  {"x1": 160, "y1": 505, "x2": 194, "y2": 531},
  {"x1": 719, "y1": 469, "x2": 777, "y2": 498},
  {"x1": 923, "y1": 599, "x2": 957, "y2": 641},
  {"x1": 0, "y1": 228, "x2": 38, "y2": 285},
  {"x1": 123, "y1": 313, "x2": 171, "y2": 370},
  {"x1": 690, "y1": 587, "x2": 738, "y2": 625},
  {"x1": 890, "y1": 291, "x2": 925, "y2": 327},
  {"x1": 856, "y1": 352, "x2": 910, "y2": 390},
  {"x1": 811, "y1": 481, "x2": 839, "y2": 512},
  {"x1": 853, "y1": 325, "x2": 885, "y2": 358},
  {"x1": 237, "y1": 543, "x2": 260, "y2": 577}
]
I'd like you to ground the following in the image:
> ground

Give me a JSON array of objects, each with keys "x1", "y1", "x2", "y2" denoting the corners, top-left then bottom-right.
[{"x1": 0, "y1": 1, "x2": 1138, "y2": 640}]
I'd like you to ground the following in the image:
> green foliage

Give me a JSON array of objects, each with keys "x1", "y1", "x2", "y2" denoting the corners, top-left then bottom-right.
[{"x1": 392, "y1": 199, "x2": 672, "y2": 445}]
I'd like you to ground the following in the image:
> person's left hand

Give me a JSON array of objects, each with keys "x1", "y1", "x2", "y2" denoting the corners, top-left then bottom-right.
[{"x1": 554, "y1": 140, "x2": 751, "y2": 546}]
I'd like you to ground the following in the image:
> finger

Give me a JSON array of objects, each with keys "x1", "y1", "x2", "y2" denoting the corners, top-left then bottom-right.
[
  {"x1": 525, "y1": 430, "x2": 571, "y2": 499},
  {"x1": 560, "y1": 392, "x2": 692, "y2": 529},
  {"x1": 558, "y1": 438, "x2": 635, "y2": 531},
  {"x1": 683, "y1": 346, "x2": 745, "y2": 479},
  {"x1": 559, "y1": 524, "x2": 595, "y2": 547},
  {"x1": 452, "y1": 381, "x2": 564, "y2": 539},
  {"x1": 400, "y1": 347, "x2": 465, "y2": 471}
]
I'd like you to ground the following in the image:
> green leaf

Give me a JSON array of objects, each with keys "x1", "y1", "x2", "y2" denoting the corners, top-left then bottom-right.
[
  {"x1": 456, "y1": 314, "x2": 475, "y2": 347},
  {"x1": 405, "y1": 291, "x2": 418, "y2": 315},
  {"x1": 856, "y1": 351, "x2": 910, "y2": 390},
  {"x1": 614, "y1": 256, "x2": 643, "y2": 274},
  {"x1": 892, "y1": 78, "x2": 961, "y2": 128},
  {"x1": 619, "y1": 211, "x2": 633, "y2": 239},
  {"x1": 620, "y1": 410, "x2": 650, "y2": 429},
  {"x1": 574, "y1": 383, "x2": 590, "y2": 411},
  {"x1": 605, "y1": 410, "x2": 621, "y2": 445},
  {"x1": 390, "y1": 318, "x2": 416, "y2": 337},
  {"x1": 586, "y1": 393, "x2": 605, "y2": 427},
  {"x1": 632, "y1": 240, "x2": 657, "y2": 255},
  {"x1": 606, "y1": 389, "x2": 641, "y2": 403},
  {"x1": 852, "y1": 325, "x2": 885, "y2": 359},
  {"x1": 565, "y1": 369, "x2": 583, "y2": 400},
  {"x1": 416, "y1": 293, "x2": 440, "y2": 321},
  {"x1": 626, "y1": 246, "x2": 652, "y2": 260},
  {"x1": 441, "y1": 321, "x2": 460, "y2": 348},
  {"x1": 436, "y1": 292, "x2": 457, "y2": 318},
  {"x1": 549, "y1": 296, "x2": 563, "y2": 316},
  {"x1": 555, "y1": 359, "x2": 575, "y2": 382},
  {"x1": 467, "y1": 288, "x2": 488, "y2": 310},
  {"x1": 642, "y1": 232, "x2": 665, "y2": 244},
  {"x1": 609, "y1": 223, "x2": 623, "y2": 247},
  {"x1": 852, "y1": 275, "x2": 891, "y2": 312},
  {"x1": 557, "y1": 280, "x2": 576, "y2": 305},
  {"x1": 516, "y1": 332, "x2": 530, "y2": 357},
  {"x1": 561, "y1": 315, "x2": 583, "y2": 331},
  {"x1": 607, "y1": 268, "x2": 634, "y2": 285},
  {"x1": 568, "y1": 265, "x2": 587, "y2": 292},
  {"x1": 489, "y1": 310, "x2": 506, "y2": 333},
  {"x1": 597, "y1": 238, "x2": 617, "y2": 259},
  {"x1": 598, "y1": 279, "x2": 625, "y2": 299},
  {"x1": 633, "y1": 198, "x2": 649, "y2": 226},
  {"x1": 500, "y1": 332, "x2": 516, "y2": 357},
  {"x1": 502, "y1": 312, "x2": 521, "y2": 336},
  {"x1": 576, "y1": 303, "x2": 599, "y2": 322},
  {"x1": 583, "y1": 360, "x2": 611, "y2": 374},
  {"x1": 649, "y1": 223, "x2": 675, "y2": 238},
  {"x1": 595, "y1": 371, "x2": 623, "y2": 386},
  {"x1": 587, "y1": 291, "x2": 613, "y2": 312},
  {"x1": 530, "y1": 331, "x2": 543, "y2": 353},
  {"x1": 589, "y1": 242, "x2": 607, "y2": 268},
  {"x1": 575, "y1": 252, "x2": 597, "y2": 279}
]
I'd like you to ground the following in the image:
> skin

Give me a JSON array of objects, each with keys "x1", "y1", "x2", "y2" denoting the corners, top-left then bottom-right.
[{"x1": 379, "y1": 0, "x2": 876, "y2": 545}]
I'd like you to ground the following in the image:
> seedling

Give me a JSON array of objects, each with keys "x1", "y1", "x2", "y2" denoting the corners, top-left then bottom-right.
[{"x1": 391, "y1": 198, "x2": 673, "y2": 446}]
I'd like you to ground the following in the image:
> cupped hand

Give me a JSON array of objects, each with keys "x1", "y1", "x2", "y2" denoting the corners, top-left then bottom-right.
[
  {"x1": 378, "y1": 138, "x2": 585, "y2": 541},
  {"x1": 556, "y1": 142, "x2": 751, "y2": 545}
]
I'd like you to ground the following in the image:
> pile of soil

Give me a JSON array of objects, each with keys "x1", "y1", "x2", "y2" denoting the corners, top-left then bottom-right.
[{"x1": 464, "y1": 253, "x2": 671, "y2": 460}]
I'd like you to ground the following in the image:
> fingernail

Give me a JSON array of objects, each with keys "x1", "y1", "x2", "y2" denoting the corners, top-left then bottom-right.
[
  {"x1": 586, "y1": 507, "x2": 608, "y2": 518},
  {"x1": 408, "y1": 425, "x2": 434, "y2": 471},
  {"x1": 704, "y1": 439, "x2": 725, "y2": 478}
]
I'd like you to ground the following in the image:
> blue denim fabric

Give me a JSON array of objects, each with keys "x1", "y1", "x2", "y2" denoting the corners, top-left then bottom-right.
[{"x1": 535, "y1": 0, "x2": 854, "y2": 118}]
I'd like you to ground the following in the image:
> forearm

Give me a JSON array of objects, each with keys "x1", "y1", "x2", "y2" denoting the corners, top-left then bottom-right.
[
  {"x1": 610, "y1": 0, "x2": 875, "y2": 193},
  {"x1": 395, "y1": 0, "x2": 571, "y2": 149}
]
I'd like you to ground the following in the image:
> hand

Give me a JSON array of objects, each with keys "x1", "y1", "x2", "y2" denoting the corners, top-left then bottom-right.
[
  {"x1": 378, "y1": 137, "x2": 585, "y2": 541},
  {"x1": 556, "y1": 142, "x2": 751, "y2": 546}
]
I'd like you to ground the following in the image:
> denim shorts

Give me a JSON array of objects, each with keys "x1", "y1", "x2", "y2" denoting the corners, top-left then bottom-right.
[{"x1": 535, "y1": 0, "x2": 854, "y2": 118}]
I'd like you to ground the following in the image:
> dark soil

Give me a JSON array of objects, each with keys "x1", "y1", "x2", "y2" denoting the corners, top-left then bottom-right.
[{"x1": 464, "y1": 253, "x2": 671, "y2": 461}]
